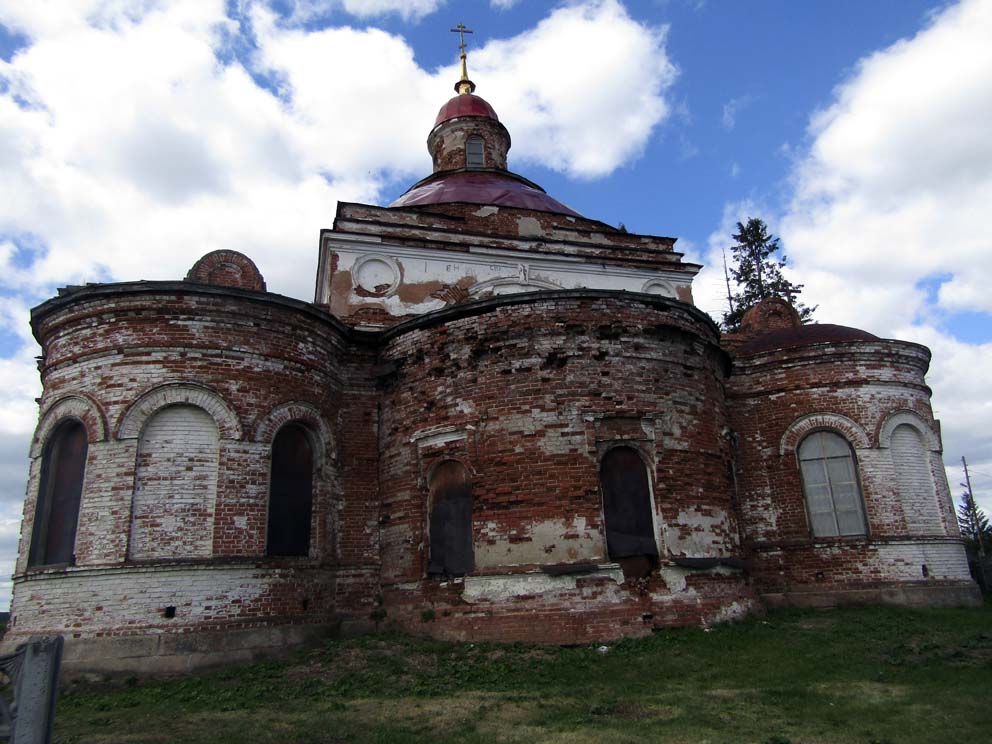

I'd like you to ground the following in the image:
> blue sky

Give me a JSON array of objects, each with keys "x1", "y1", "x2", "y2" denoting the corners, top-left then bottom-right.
[{"x1": 0, "y1": 0, "x2": 990, "y2": 608}]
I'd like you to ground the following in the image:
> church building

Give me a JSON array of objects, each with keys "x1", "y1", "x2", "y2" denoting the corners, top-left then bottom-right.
[{"x1": 3, "y1": 47, "x2": 980, "y2": 674}]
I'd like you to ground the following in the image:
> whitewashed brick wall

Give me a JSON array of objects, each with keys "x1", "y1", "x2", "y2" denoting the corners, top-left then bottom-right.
[
  {"x1": 130, "y1": 405, "x2": 219, "y2": 559},
  {"x1": 876, "y1": 540, "x2": 972, "y2": 581},
  {"x1": 890, "y1": 424, "x2": 943, "y2": 535}
]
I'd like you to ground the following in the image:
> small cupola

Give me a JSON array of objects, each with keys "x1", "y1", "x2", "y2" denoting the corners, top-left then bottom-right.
[{"x1": 427, "y1": 25, "x2": 511, "y2": 173}]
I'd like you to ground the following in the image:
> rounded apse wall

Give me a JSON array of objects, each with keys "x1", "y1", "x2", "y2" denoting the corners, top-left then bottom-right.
[
  {"x1": 6, "y1": 283, "x2": 379, "y2": 670},
  {"x1": 728, "y1": 339, "x2": 978, "y2": 609},
  {"x1": 376, "y1": 291, "x2": 755, "y2": 642}
]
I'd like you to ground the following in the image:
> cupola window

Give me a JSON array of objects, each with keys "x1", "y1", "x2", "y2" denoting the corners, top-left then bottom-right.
[{"x1": 466, "y1": 136, "x2": 485, "y2": 168}]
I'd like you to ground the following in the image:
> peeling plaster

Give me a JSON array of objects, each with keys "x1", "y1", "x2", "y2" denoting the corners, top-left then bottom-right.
[
  {"x1": 462, "y1": 566, "x2": 624, "y2": 603},
  {"x1": 475, "y1": 517, "x2": 603, "y2": 568}
]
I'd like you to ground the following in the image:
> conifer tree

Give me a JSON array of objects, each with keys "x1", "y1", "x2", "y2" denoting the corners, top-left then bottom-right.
[
  {"x1": 957, "y1": 490, "x2": 990, "y2": 556},
  {"x1": 722, "y1": 218, "x2": 814, "y2": 332}
]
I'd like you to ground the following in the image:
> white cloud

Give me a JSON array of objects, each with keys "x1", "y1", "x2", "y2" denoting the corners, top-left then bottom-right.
[
  {"x1": 0, "y1": 0, "x2": 675, "y2": 299},
  {"x1": 256, "y1": 0, "x2": 445, "y2": 24},
  {"x1": 721, "y1": 95, "x2": 751, "y2": 131},
  {"x1": 468, "y1": 0, "x2": 677, "y2": 178},
  {"x1": 0, "y1": 0, "x2": 680, "y2": 604},
  {"x1": 777, "y1": 0, "x2": 992, "y2": 511},
  {"x1": 780, "y1": 0, "x2": 992, "y2": 333},
  {"x1": 490, "y1": 0, "x2": 522, "y2": 9},
  {"x1": 710, "y1": 0, "x2": 992, "y2": 520}
]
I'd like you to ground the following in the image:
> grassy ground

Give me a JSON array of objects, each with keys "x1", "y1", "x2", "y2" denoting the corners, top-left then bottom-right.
[{"x1": 54, "y1": 601, "x2": 992, "y2": 744}]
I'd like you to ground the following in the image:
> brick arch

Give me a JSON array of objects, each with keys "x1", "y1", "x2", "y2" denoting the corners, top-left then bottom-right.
[
  {"x1": 117, "y1": 383, "x2": 242, "y2": 440},
  {"x1": 779, "y1": 413, "x2": 870, "y2": 456},
  {"x1": 597, "y1": 440, "x2": 656, "y2": 475},
  {"x1": 878, "y1": 409, "x2": 940, "y2": 451},
  {"x1": 424, "y1": 455, "x2": 476, "y2": 484},
  {"x1": 185, "y1": 250, "x2": 266, "y2": 292},
  {"x1": 253, "y1": 402, "x2": 334, "y2": 465},
  {"x1": 31, "y1": 394, "x2": 108, "y2": 458}
]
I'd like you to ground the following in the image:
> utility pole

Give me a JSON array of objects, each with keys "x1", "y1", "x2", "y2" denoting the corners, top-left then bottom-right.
[
  {"x1": 962, "y1": 456, "x2": 985, "y2": 557},
  {"x1": 722, "y1": 245, "x2": 735, "y2": 317}
]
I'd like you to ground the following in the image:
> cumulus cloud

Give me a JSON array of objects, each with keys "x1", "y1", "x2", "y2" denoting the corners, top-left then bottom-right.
[
  {"x1": 0, "y1": 0, "x2": 679, "y2": 607},
  {"x1": 0, "y1": 0, "x2": 674, "y2": 299},
  {"x1": 780, "y1": 0, "x2": 992, "y2": 334},
  {"x1": 729, "y1": 0, "x2": 992, "y2": 515},
  {"x1": 254, "y1": 0, "x2": 445, "y2": 24},
  {"x1": 469, "y1": 0, "x2": 676, "y2": 177}
]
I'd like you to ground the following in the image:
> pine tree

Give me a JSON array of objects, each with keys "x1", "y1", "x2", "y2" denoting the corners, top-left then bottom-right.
[
  {"x1": 722, "y1": 218, "x2": 814, "y2": 332},
  {"x1": 957, "y1": 490, "x2": 990, "y2": 556}
]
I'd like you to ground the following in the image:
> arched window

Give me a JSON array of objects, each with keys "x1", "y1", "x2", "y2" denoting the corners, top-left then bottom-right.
[
  {"x1": 130, "y1": 405, "x2": 219, "y2": 560},
  {"x1": 599, "y1": 446, "x2": 658, "y2": 579},
  {"x1": 798, "y1": 431, "x2": 867, "y2": 537},
  {"x1": 890, "y1": 423, "x2": 941, "y2": 534},
  {"x1": 427, "y1": 460, "x2": 473, "y2": 577},
  {"x1": 267, "y1": 424, "x2": 314, "y2": 557},
  {"x1": 29, "y1": 419, "x2": 88, "y2": 567},
  {"x1": 466, "y1": 136, "x2": 484, "y2": 168}
]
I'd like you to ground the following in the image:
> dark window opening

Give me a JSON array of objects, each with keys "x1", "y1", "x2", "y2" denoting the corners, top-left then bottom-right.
[
  {"x1": 29, "y1": 419, "x2": 87, "y2": 567},
  {"x1": 600, "y1": 446, "x2": 658, "y2": 580},
  {"x1": 266, "y1": 424, "x2": 314, "y2": 557},
  {"x1": 427, "y1": 460, "x2": 474, "y2": 577},
  {"x1": 466, "y1": 136, "x2": 485, "y2": 168}
]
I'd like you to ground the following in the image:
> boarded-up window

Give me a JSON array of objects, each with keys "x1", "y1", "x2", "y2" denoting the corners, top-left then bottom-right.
[
  {"x1": 427, "y1": 460, "x2": 473, "y2": 576},
  {"x1": 600, "y1": 447, "x2": 658, "y2": 578},
  {"x1": 891, "y1": 424, "x2": 941, "y2": 534},
  {"x1": 466, "y1": 136, "x2": 484, "y2": 168},
  {"x1": 29, "y1": 419, "x2": 87, "y2": 567},
  {"x1": 267, "y1": 424, "x2": 314, "y2": 556},
  {"x1": 798, "y1": 431, "x2": 867, "y2": 537},
  {"x1": 130, "y1": 405, "x2": 219, "y2": 560}
]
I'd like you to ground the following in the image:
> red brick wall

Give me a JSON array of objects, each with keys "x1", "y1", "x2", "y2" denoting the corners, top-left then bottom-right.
[
  {"x1": 728, "y1": 340, "x2": 972, "y2": 601},
  {"x1": 375, "y1": 293, "x2": 755, "y2": 639},
  {"x1": 9, "y1": 284, "x2": 381, "y2": 641}
]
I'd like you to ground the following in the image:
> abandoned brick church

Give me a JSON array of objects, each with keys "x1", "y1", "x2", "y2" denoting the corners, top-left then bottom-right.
[{"x1": 4, "y1": 57, "x2": 981, "y2": 673}]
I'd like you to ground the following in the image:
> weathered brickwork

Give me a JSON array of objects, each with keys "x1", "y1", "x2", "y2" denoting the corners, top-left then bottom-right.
[
  {"x1": 6, "y1": 282, "x2": 383, "y2": 668},
  {"x1": 373, "y1": 292, "x2": 753, "y2": 639},
  {"x1": 728, "y1": 329, "x2": 975, "y2": 607},
  {"x1": 5, "y1": 81, "x2": 981, "y2": 672}
]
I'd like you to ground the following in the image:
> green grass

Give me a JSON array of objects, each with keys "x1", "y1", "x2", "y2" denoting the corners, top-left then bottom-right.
[{"x1": 54, "y1": 601, "x2": 992, "y2": 743}]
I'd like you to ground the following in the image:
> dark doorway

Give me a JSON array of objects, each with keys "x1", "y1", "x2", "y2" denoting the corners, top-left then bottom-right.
[
  {"x1": 30, "y1": 419, "x2": 88, "y2": 567},
  {"x1": 267, "y1": 424, "x2": 314, "y2": 556},
  {"x1": 427, "y1": 460, "x2": 474, "y2": 577},
  {"x1": 600, "y1": 446, "x2": 658, "y2": 579}
]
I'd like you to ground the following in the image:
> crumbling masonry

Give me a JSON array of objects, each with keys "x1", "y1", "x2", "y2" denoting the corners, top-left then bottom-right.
[{"x1": 4, "y1": 72, "x2": 980, "y2": 674}]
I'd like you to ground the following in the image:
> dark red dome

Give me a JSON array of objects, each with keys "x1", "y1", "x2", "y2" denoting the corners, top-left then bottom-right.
[
  {"x1": 434, "y1": 93, "x2": 499, "y2": 128},
  {"x1": 390, "y1": 171, "x2": 580, "y2": 217},
  {"x1": 738, "y1": 324, "x2": 879, "y2": 356}
]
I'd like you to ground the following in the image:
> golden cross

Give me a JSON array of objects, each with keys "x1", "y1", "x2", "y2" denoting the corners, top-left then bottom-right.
[{"x1": 450, "y1": 23, "x2": 473, "y2": 56}]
